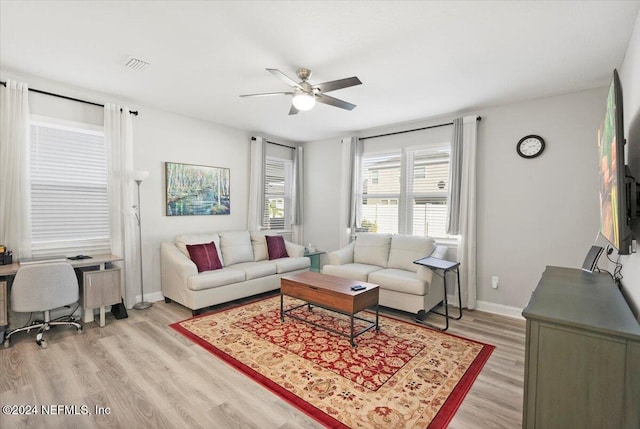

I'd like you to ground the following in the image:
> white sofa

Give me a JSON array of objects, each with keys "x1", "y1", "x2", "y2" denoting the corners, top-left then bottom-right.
[
  {"x1": 161, "y1": 231, "x2": 310, "y2": 315},
  {"x1": 322, "y1": 233, "x2": 447, "y2": 316}
]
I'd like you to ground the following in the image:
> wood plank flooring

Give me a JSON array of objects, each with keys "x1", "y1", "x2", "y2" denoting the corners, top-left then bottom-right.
[{"x1": 0, "y1": 293, "x2": 525, "y2": 428}]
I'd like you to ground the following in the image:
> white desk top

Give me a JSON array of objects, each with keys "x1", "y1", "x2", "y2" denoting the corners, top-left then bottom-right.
[{"x1": 0, "y1": 254, "x2": 123, "y2": 277}]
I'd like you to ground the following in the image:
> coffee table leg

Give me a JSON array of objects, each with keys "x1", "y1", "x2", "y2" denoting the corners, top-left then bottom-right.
[
  {"x1": 350, "y1": 314, "x2": 356, "y2": 347},
  {"x1": 375, "y1": 303, "x2": 380, "y2": 332},
  {"x1": 280, "y1": 294, "x2": 284, "y2": 322}
]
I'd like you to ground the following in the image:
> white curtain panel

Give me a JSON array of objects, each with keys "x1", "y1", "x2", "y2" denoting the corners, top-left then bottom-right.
[
  {"x1": 339, "y1": 137, "x2": 362, "y2": 247},
  {"x1": 291, "y1": 145, "x2": 304, "y2": 244},
  {"x1": 104, "y1": 104, "x2": 137, "y2": 308},
  {"x1": 457, "y1": 115, "x2": 478, "y2": 309},
  {"x1": 446, "y1": 118, "x2": 463, "y2": 235},
  {"x1": 247, "y1": 136, "x2": 266, "y2": 231},
  {"x1": 0, "y1": 80, "x2": 32, "y2": 259}
]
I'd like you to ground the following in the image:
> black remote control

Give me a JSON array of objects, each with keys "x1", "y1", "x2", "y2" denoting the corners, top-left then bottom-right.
[{"x1": 351, "y1": 285, "x2": 366, "y2": 291}]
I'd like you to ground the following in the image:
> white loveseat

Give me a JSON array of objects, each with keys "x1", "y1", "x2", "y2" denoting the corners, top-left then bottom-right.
[
  {"x1": 322, "y1": 233, "x2": 447, "y2": 316},
  {"x1": 161, "y1": 231, "x2": 310, "y2": 315}
]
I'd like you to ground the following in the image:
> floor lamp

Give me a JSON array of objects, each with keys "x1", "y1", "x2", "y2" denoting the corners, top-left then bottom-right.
[{"x1": 132, "y1": 170, "x2": 152, "y2": 310}]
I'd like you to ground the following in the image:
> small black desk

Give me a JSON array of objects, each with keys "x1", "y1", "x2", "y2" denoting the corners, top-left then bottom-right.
[{"x1": 413, "y1": 256, "x2": 462, "y2": 331}]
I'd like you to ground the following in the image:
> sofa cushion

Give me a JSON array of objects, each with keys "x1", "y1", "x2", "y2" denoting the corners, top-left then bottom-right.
[
  {"x1": 176, "y1": 233, "x2": 224, "y2": 265},
  {"x1": 387, "y1": 235, "x2": 435, "y2": 273},
  {"x1": 354, "y1": 233, "x2": 392, "y2": 268},
  {"x1": 275, "y1": 257, "x2": 310, "y2": 274},
  {"x1": 368, "y1": 268, "x2": 428, "y2": 295},
  {"x1": 226, "y1": 261, "x2": 277, "y2": 280},
  {"x1": 186, "y1": 242, "x2": 223, "y2": 273},
  {"x1": 220, "y1": 231, "x2": 254, "y2": 266},
  {"x1": 266, "y1": 235, "x2": 289, "y2": 260},
  {"x1": 186, "y1": 268, "x2": 246, "y2": 291},
  {"x1": 322, "y1": 263, "x2": 382, "y2": 283},
  {"x1": 250, "y1": 231, "x2": 269, "y2": 261}
]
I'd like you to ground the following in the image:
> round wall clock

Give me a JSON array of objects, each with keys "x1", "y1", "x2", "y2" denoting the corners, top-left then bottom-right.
[{"x1": 517, "y1": 135, "x2": 545, "y2": 159}]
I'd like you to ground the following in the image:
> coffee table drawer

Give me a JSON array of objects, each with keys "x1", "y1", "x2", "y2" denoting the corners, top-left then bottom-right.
[{"x1": 282, "y1": 282, "x2": 343, "y2": 310}]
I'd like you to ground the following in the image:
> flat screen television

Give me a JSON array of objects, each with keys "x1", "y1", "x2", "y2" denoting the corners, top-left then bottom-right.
[{"x1": 597, "y1": 69, "x2": 637, "y2": 255}]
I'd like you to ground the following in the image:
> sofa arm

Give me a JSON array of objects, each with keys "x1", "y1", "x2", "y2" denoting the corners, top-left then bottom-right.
[
  {"x1": 161, "y1": 242, "x2": 198, "y2": 291},
  {"x1": 327, "y1": 241, "x2": 355, "y2": 265},
  {"x1": 416, "y1": 245, "x2": 448, "y2": 287},
  {"x1": 431, "y1": 245, "x2": 448, "y2": 259},
  {"x1": 285, "y1": 240, "x2": 305, "y2": 258}
]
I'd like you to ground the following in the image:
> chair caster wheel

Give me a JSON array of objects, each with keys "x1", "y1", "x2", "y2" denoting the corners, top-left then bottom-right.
[
  {"x1": 36, "y1": 339, "x2": 47, "y2": 349},
  {"x1": 3, "y1": 339, "x2": 9, "y2": 348},
  {"x1": 77, "y1": 326, "x2": 84, "y2": 334}
]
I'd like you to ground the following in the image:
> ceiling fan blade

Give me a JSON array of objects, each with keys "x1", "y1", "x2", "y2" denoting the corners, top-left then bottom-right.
[
  {"x1": 266, "y1": 68, "x2": 303, "y2": 89},
  {"x1": 239, "y1": 91, "x2": 293, "y2": 98},
  {"x1": 316, "y1": 94, "x2": 357, "y2": 111},
  {"x1": 288, "y1": 105, "x2": 299, "y2": 115},
  {"x1": 314, "y1": 76, "x2": 362, "y2": 93}
]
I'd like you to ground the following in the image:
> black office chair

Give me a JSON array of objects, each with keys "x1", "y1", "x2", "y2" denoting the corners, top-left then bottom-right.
[{"x1": 4, "y1": 262, "x2": 83, "y2": 349}]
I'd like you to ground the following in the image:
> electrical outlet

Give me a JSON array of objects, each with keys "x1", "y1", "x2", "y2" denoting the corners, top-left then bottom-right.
[{"x1": 491, "y1": 276, "x2": 499, "y2": 289}]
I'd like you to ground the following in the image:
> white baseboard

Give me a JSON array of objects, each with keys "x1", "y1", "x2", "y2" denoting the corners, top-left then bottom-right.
[
  {"x1": 475, "y1": 300, "x2": 524, "y2": 320},
  {"x1": 133, "y1": 291, "x2": 165, "y2": 306}
]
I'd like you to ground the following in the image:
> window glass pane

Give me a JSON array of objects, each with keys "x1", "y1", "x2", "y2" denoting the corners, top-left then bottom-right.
[
  {"x1": 361, "y1": 152, "x2": 401, "y2": 234},
  {"x1": 409, "y1": 150, "x2": 451, "y2": 239},
  {"x1": 30, "y1": 122, "x2": 109, "y2": 256},
  {"x1": 413, "y1": 152, "x2": 449, "y2": 193},
  {"x1": 363, "y1": 153, "x2": 401, "y2": 195},
  {"x1": 263, "y1": 157, "x2": 292, "y2": 230}
]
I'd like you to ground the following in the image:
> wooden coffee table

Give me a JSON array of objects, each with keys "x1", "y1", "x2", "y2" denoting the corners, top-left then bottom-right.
[{"x1": 280, "y1": 271, "x2": 380, "y2": 346}]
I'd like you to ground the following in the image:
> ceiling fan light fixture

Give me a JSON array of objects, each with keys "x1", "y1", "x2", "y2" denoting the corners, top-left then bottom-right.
[{"x1": 292, "y1": 91, "x2": 315, "y2": 111}]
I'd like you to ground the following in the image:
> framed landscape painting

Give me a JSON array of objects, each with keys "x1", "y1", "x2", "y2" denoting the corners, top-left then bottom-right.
[{"x1": 165, "y1": 162, "x2": 230, "y2": 216}]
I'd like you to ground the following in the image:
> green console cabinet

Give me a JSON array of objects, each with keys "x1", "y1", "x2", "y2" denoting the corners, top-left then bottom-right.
[{"x1": 522, "y1": 266, "x2": 640, "y2": 429}]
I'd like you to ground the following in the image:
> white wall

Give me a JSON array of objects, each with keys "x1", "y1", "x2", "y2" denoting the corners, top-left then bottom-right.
[
  {"x1": 303, "y1": 137, "x2": 343, "y2": 258},
  {"x1": 304, "y1": 87, "x2": 606, "y2": 311},
  {"x1": 475, "y1": 89, "x2": 604, "y2": 309},
  {"x1": 133, "y1": 108, "x2": 251, "y2": 302},
  {"x1": 618, "y1": 11, "x2": 640, "y2": 318}
]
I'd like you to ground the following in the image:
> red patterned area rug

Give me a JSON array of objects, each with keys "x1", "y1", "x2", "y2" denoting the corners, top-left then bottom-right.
[{"x1": 170, "y1": 296, "x2": 494, "y2": 428}]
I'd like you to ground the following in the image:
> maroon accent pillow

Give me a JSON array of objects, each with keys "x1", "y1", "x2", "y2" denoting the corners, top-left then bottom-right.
[
  {"x1": 265, "y1": 235, "x2": 289, "y2": 260},
  {"x1": 186, "y1": 242, "x2": 223, "y2": 273}
]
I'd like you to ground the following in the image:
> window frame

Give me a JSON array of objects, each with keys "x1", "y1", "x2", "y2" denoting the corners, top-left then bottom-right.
[{"x1": 360, "y1": 144, "x2": 454, "y2": 240}]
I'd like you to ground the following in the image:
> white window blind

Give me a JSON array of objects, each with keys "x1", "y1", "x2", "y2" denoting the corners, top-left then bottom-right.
[
  {"x1": 263, "y1": 156, "x2": 292, "y2": 230},
  {"x1": 30, "y1": 120, "x2": 110, "y2": 256}
]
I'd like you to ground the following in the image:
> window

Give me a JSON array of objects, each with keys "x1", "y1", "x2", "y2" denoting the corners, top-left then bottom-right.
[
  {"x1": 30, "y1": 117, "x2": 109, "y2": 256},
  {"x1": 263, "y1": 156, "x2": 292, "y2": 230},
  {"x1": 409, "y1": 149, "x2": 450, "y2": 239},
  {"x1": 360, "y1": 147, "x2": 452, "y2": 239},
  {"x1": 360, "y1": 152, "x2": 401, "y2": 234}
]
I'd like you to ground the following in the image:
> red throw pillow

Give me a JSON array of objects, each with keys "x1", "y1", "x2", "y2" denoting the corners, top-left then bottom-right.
[
  {"x1": 186, "y1": 242, "x2": 223, "y2": 273},
  {"x1": 265, "y1": 235, "x2": 289, "y2": 260}
]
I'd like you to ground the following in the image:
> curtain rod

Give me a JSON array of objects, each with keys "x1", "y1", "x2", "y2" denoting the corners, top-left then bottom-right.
[
  {"x1": 360, "y1": 115, "x2": 481, "y2": 141},
  {"x1": 1, "y1": 80, "x2": 139, "y2": 116},
  {"x1": 251, "y1": 137, "x2": 296, "y2": 150},
  {"x1": 267, "y1": 140, "x2": 296, "y2": 150}
]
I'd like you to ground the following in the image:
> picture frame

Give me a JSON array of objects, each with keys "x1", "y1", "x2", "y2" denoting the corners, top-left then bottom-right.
[{"x1": 165, "y1": 162, "x2": 230, "y2": 216}]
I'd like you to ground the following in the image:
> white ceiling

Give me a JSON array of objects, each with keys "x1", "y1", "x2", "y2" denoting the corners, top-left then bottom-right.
[{"x1": 1, "y1": 1, "x2": 639, "y2": 142}]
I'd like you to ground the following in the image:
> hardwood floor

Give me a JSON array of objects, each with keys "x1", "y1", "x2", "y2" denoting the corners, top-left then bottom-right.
[{"x1": 0, "y1": 294, "x2": 525, "y2": 428}]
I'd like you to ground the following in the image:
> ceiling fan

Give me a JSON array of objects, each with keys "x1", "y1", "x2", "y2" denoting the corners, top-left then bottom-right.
[{"x1": 240, "y1": 68, "x2": 362, "y2": 115}]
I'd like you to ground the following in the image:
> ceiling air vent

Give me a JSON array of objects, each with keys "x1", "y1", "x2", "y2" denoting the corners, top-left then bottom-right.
[{"x1": 124, "y1": 57, "x2": 150, "y2": 71}]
